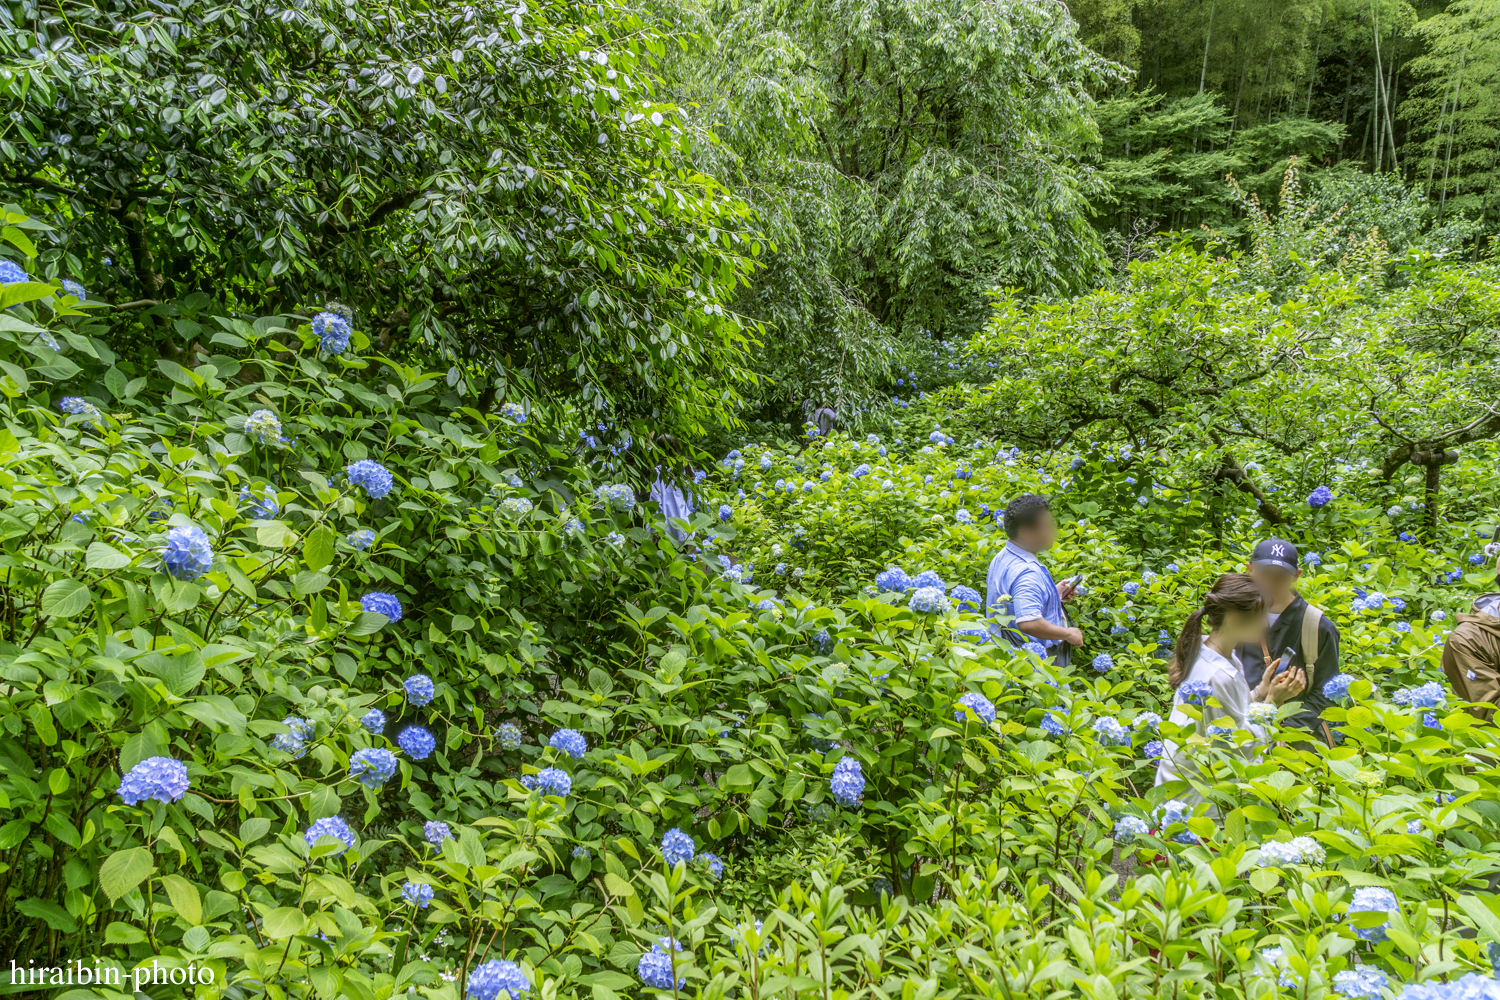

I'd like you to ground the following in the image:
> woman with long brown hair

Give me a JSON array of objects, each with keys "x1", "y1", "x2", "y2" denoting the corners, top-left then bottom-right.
[{"x1": 1154, "y1": 573, "x2": 1307, "y2": 804}]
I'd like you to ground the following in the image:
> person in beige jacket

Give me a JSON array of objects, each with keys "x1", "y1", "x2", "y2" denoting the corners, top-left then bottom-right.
[{"x1": 1442, "y1": 550, "x2": 1500, "y2": 720}]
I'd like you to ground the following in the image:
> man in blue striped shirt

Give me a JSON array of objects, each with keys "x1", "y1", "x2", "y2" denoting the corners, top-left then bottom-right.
[{"x1": 986, "y1": 494, "x2": 1082, "y2": 664}]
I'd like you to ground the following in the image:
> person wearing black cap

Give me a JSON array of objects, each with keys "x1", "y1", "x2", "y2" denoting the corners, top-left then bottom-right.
[{"x1": 1235, "y1": 538, "x2": 1342, "y2": 744}]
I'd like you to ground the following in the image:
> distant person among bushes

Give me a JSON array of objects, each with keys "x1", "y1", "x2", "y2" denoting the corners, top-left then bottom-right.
[
  {"x1": 1156, "y1": 573, "x2": 1307, "y2": 805},
  {"x1": 1234, "y1": 538, "x2": 1341, "y2": 745},
  {"x1": 986, "y1": 494, "x2": 1081, "y2": 665},
  {"x1": 647, "y1": 434, "x2": 695, "y2": 543},
  {"x1": 1442, "y1": 549, "x2": 1500, "y2": 720}
]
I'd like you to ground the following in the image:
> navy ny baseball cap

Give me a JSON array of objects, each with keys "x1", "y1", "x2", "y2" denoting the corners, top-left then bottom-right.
[{"x1": 1251, "y1": 538, "x2": 1299, "y2": 572}]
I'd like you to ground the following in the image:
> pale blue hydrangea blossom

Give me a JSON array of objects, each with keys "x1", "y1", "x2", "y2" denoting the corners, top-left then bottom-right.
[{"x1": 118, "y1": 756, "x2": 191, "y2": 805}]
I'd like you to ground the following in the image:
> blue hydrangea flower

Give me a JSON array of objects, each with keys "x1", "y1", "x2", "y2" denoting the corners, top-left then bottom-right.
[
  {"x1": 852, "y1": 463, "x2": 871, "y2": 478},
  {"x1": 312, "y1": 311, "x2": 352, "y2": 354},
  {"x1": 1143, "y1": 739, "x2": 1164, "y2": 758},
  {"x1": 760, "y1": 455, "x2": 773, "y2": 470},
  {"x1": 348, "y1": 528, "x2": 377, "y2": 551},
  {"x1": 955, "y1": 692, "x2": 996, "y2": 725},
  {"x1": 1092, "y1": 653, "x2": 1114, "y2": 673},
  {"x1": 346, "y1": 460, "x2": 394, "y2": 499},
  {"x1": 1348, "y1": 886, "x2": 1398, "y2": 941},
  {"x1": 908, "y1": 587, "x2": 947, "y2": 613},
  {"x1": 913, "y1": 569, "x2": 946, "y2": 590},
  {"x1": 812, "y1": 628, "x2": 832, "y2": 651},
  {"x1": 950, "y1": 585, "x2": 982, "y2": 611},
  {"x1": 1122, "y1": 581, "x2": 1140, "y2": 596},
  {"x1": 240, "y1": 484, "x2": 279, "y2": 519},
  {"x1": 701, "y1": 852, "x2": 724, "y2": 879},
  {"x1": 595, "y1": 484, "x2": 636, "y2": 511},
  {"x1": 38, "y1": 332, "x2": 60, "y2": 350},
  {"x1": 875, "y1": 567, "x2": 911, "y2": 593},
  {"x1": 718, "y1": 504, "x2": 732, "y2": 522},
  {"x1": 1432, "y1": 610, "x2": 1447, "y2": 621},
  {"x1": 1395, "y1": 621, "x2": 1412, "y2": 633},
  {"x1": 521, "y1": 767, "x2": 572, "y2": 797},
  {"x1": 398, "y1": 725, "x2": 436, "y2": 760},
  {"x1": 423, "y1": 820, "x2": 451, "y2": 846},
  {"x1": 466, "y1": 959, "x2": 531, "y2": 1000},
  {"x1": 360, "y1": 708, "x2": 386, "y2": 733},
  {"x1": 1023, "y1": 640, "x2": 1047, "y2": 656},
  {"x1": 1332, "y1": 968, "x2": 1387, "y2": 999},
  {"x1": 661, "y1": 828, "x2": 695, "y2": 865},
  {"x1": 58, "y1": 279, "x2": 83, "y2": 298},
  {"x1": 1179, "y1": 679, "x2": 1212, "y2": 705},
  {"x1": 549, "y1": 729, "x2": 587, "y2": 759},
  {"x1": 244, "y1": 409, "x2": 282, "y2": 444},
  {"x1": 495, "y1": 723, "x2": 524, "y2": 749},
  {"x1": 117, "y1": 756, "x2": 191, "y2": 805},
  {"x1": 637, "y1": 949, "x2": 685, "y2": 991},
  {"x1": 0, "y1": 260, "x2": 29, "y2": 283},
  {"x1": 1321, "y1": 673, "x2": 1355, "y2": 702},
  {"x1": 304, "y1": 816, "x2": 356, "y2": 854},
  {"x1": 1093, "y1": 716, "x2": 1130, "y2": 746},
  {"x1": 606, "y1": 531, "x2": 625, "y2": 546},
  {"x1": 1400, "y1": 531, "x2": 1417, "y2": 543},
  {"x1": 502, "y1": 497, "x2": 533, "y2": 517},
  {"x1": 349, "y1": 748, "x2": 398, "y2": 788},
  {"x1": 404, "y1": 673, "x2": 435, "y2": 706},
  {"x1": 955, "y1": 508, "x2": 973, "y2": 524},
  {"x1": 1394, "y1": 681, "x2": 1446, "y2": 708},
  {"x1": 500, "y1": 402, "x2": 526, "y2": 424},
  {"x1": 775, "y1": 562, "x2": 788, "y2": 576},
  {"x1": 1424, "y1": 712, "x2": 1443, "y2": 729},
  {"x1": 1472, "y1": 553, "x2": 1486, "y2": 565},
  {"x1": 1113, "y1": 815, "x2": 1148, "y2": 843},
  {"x1": 1305, "y1": 552, "x2": 1322, "y2": 567},
  {"x1": 1308, "y1": 485, "x2": 1333, "y2": 508},
  {"x1": 562, "y1": 517, "x2": 584, "y2": 536},
  {"x1": 1398, "y1": 974, "x2": 1500, "y2": 1000},
  {"x1": 162, "y1": 524, "x2": 214, "y2": 580},
  {"x1": 573, "y1": 845, "x2": 592, "y2": 859},
  {"x1": 271, "y1": 717, "x2": 315, "y2": 756},
  {"x1": 401, "y1": 881, "x2": 434, "y2": 908},
  {"x1": 830, "y1": 756, "x2": 864, "y2": 807},
  {"x1": 361, "y1": 592, "x2": 403, "y2": 621},
  {"x1": 1040, "y1": 707, "x2": 1069, "y2": 736},
  {"x1": 1134, "y1": 712, "x2": 1161, "y2": 730},
  {"x1": 1165, "y1": 563, "x2": 1180, "y2": 573}
]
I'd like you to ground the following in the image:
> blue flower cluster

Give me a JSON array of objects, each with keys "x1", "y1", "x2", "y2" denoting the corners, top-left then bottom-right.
[
  {"x1": 244, "y1": 409, "x2": 283, "y2": 444},
  {"x1": 349, "y1": 748, "x2": 399, "y2": 788},
  {"x1": 1393, "y1": 681, "x2": 1445, "y2": 708},
  {"x1": 718, "y1": 504, "x2": 732, "y2": 521},
  {"x1": 661, "y1": 828, "x2": 695, "y2": 865},
  {"x1": 521, "y1": 767, "x2": 572, "y2": 797},
  {"x1": 162, "y1": 524, "x2": 215, "y2": 580},
  {"x1": 638, "y1": 939, "x2": 686, "y2": 990},
  {"x1": 348, "y1": 528, "x2": 377, "y2": 551},
  {"x1": 1113, "y1": 815, "x2": 1148, "y2": 843},
  {"x1": 701, "y1": 852, "x2": 724, "y2": 879},
  {"x1": 346, "y1": 459, "x2": 394, "y2": 499},
  {"x1": 401, "y1": 881, "x2": 435, "y2": 908},
  {"x1": 304, "y1": 816, "x2": 356, "y2": 854},
  {"x1": 467, "y1": 959, "x2": 531, "y2": 1000},
  {"x1": 1348, "y1": 886, "x2": 1398, "y2": 941},
  {"x1": 1092, "y1": 716, "x2": 1130, "y2": 746},
  {"x1": 1397, "y1": 974, "x2": 1500, "y2": 1000},
  {"x1": 1040, "y1": 707, "x2": 1069, "y2": 736},
  {"x1": 908, "y1": 586, "x2": 947, "y2": 613},
  {"x1": 405, "y1": 672, "x2": 435, "y2": 706},
  {"x1": 500, "y1": 402, "x2": 527, "y2": 424},
  {"x1": 1308, "y1": 485, "x2": 1333, "y2": 508},
  {"x1": 0, "y1": 260, "x2": 29, "y2": 283},
  {"x1": 312, "y1": 311, "x2": 352, "y2": 354},
  {"x1": 549, "y1": 729, "x2": 587, "y2": 759},
  {"x1": 398, "y1": 725, "x2": 436, "y2": 760},
  {"x1": 595, "y1": 484, "x2": 636, "y2": 511},
  {"x1": 423, "y1": 821, "x2": 451, "y2": 846},
  {"x1": 1143, "y1": 739, "x2": 1164, "y2": 758},
  {"x1": 501, "y1": 497, "x2": 534, "y2": 517},
  {"x1": 117, "y1": 756, "x2": 191, "y2": 805},
  {"x1": 360, "y1": 709, "x2": 386, "y2": 733},
  {"x1": 1256, "y1": 836, "x2": 1325, "y2": 867},
  {"x1": 954, "y1": 692, "x2": 996, "y2": 725},
  {"x1": 1324, "y1": 674, "x2": 1355, "y2": 700},
  {"x1": 1333, "y1": 967, "x2": 1388, "y2": 999},
  {"x1": 913, "y1": 569, "x2": 946, "y2": 590},
  {"x1": 950, "y1": 584, "x2": 981, "y2": 611},
  {"x1": 240, "y1": 485, "x2": 279, "y2": 519},
  {"x1": 875, "y1": 567, "x2": 911, "y2": 592},
  {"x1": 495, "y1": 723, "x2": 524, "y2": 749},
  {"x1": 1092, "y1": 653, "x2": 1114, "y2": 673},
  {"x1": 1179, "y1": 679, "x2": 1212, "y2": 705},
  {"x1": 830, "y1": 756, "x2": 864, "y2": 807},
  {"x1": 361, "y1": 591, "x2": 403, "y2": 621},
  {"x1": 271, "y1": 716, "x2": 315, "y2": 756}
]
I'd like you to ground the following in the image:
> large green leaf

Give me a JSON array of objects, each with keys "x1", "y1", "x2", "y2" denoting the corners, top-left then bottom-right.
[
  {"x1": 98, "y1": 847, "x2": 154, "y2": 903},
  {"x1": 40, "y1": 578, "x2": 92, "y2": 618}
]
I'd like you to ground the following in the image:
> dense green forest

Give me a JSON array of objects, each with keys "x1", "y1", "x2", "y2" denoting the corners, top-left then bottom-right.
[{"x1": 3, "y1": 1, "x2": 1500, "y2": 998}]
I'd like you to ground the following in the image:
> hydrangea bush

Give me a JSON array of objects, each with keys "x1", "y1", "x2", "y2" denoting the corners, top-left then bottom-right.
[{"x1": 3, "y1": 252, "x2": 1500, "y2": 997}]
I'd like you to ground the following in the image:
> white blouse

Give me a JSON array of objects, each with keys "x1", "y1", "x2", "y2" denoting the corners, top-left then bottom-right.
[{"x1": 1153, "y1": 641, "x2": 1266, "y2": 804}]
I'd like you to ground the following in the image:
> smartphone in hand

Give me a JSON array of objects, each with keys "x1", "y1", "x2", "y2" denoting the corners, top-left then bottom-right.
[{"x1": 1275, "y1": 647, "x2": 1298, "y2": 674}]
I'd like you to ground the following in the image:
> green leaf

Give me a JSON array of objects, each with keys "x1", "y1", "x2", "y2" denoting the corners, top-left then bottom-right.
[
  {"x1": 156, "y1": 358, "x2": 202, "y2": 388},
  {"x1": 308, "y1": 784, "x2": 342, "y2": 821},
  {"x1": 304, "y1": 525, "x2": 336, "y2": 571},
  {"x1": 346, "y1": 611, "x2": 388, "y2": 636},
  {"x1": 257, "y1": 522, "x2": 299, "y2": 548},
  {"x1": 161, "y1": 874, "x2": 203, "y2": 925},
  {"x1": 262, "y1": 906, "x2": 308, "y2": 939},
  {"x1": 40, "y1": 578, "x2": 92, "y2": 618},
  {"x1": 85, "y1": 541, "x2": 133, "y2": 570},
  {"x1": 1458, "y1": 895, "x2": 1500, "y2": 944},
  {"x1": 16, "y1": 897, "x2": 77, "y2": 933},
  {"x1": 239, "y1": 817, "x2": 271, "y2": 844},
  {"x1": 98, "y1": 847, "x2": 154, "y2": 903}
]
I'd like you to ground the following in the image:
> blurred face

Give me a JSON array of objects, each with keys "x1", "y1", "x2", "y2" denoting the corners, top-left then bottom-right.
[
  {"x1": 1014, "y1": 510, "x2": 1058, "y2": 552},
  {"x1": 1248, "y1": 562, "x2": 1299, "y2": 603},
  {"x1": 1219, "y1": 608, "x2": 1269, "y2": 647}
]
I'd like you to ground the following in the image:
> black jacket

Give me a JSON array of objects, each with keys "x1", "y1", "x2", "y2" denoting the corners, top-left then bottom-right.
[{"x1": 1236, "y1": 594, "x2": 1342, "y2": 737}]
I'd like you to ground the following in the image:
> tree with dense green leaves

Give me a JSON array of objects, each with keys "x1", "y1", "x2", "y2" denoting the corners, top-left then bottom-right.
[
  {"x1": 0, "y1": 0, "x2": 761, "y2": 442},
  {"x1": 653, "y1": 0, "x2": 1124, "y2": 418}
]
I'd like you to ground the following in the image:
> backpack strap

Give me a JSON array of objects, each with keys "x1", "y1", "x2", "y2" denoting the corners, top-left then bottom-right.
[{"x1": 1301, "y1": 603, "x2": 1322, "y2": 666}]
